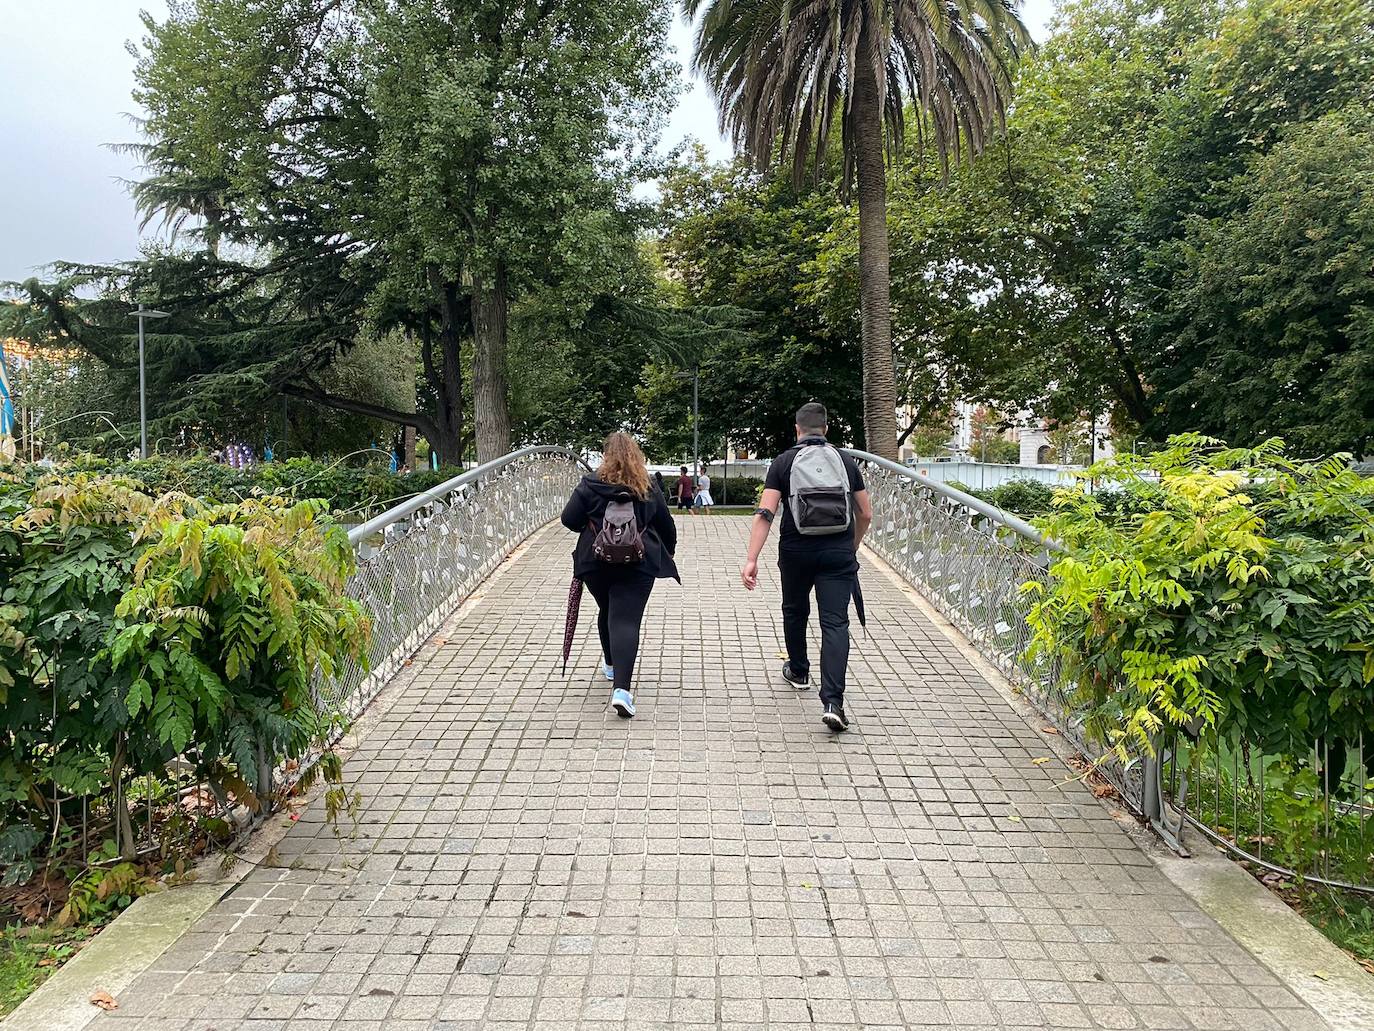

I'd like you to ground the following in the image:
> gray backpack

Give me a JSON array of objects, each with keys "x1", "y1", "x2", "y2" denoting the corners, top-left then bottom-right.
[{"x1": 788, "y1": 443, "x2": 851, "y2": 535}]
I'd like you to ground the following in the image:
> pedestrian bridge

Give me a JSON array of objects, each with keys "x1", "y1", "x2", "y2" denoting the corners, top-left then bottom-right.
[{"x1": 90, "y1": 449, "x2": 1333, "y2": 1030}]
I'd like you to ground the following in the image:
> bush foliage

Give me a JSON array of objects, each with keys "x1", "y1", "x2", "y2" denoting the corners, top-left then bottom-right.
[
  {"x1": 951, "y1": 478, "x2": 1059, "y2": 517},
  {"x1": 1025, "y1": 436, "x2": 1374, "y2": 762},
  {"x1": 30, "y1": 455, "x2": 458, "y2": 521},
  {"x1": 0, "y1": 469, "x2": 369, "y2": 876}
]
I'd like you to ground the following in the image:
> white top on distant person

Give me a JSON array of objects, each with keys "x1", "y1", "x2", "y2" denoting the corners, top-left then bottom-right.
[{"x1": 694, "y1": 471, "x2": 713, "y2": 511}]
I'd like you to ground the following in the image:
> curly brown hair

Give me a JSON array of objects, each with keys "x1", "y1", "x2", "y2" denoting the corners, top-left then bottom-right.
[{"x1": 597, "y1": 431, "x2": 649, "y2": 499}]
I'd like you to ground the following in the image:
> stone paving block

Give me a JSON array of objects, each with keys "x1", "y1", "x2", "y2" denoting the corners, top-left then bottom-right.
[{"x1": 88, "y1": 519, "x2": 1333, "y2": 1030}]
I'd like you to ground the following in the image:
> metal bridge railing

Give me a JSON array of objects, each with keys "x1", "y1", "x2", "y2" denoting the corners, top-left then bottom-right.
[
  {"x1": 847, "y1": 450, "x2": 1374, "y2": 890},
  {"x1": 320, "y1": 446, "x2": 587, "y2": 726},
  {"x1": 842, "y1": 449, "x2": 1183, "y2": 850},
  {"x1": 2, "y1": 447, "x2": 587, "y2": 877}
]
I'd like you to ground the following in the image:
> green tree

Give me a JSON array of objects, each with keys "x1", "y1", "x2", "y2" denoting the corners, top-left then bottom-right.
[
  {"x1": 871, "y1": 0, "x2": 1210, "y2": 428},
  {"x1": 6, "y1": 0, "x2": 680, "y2": 465},
  {"x1": 361, "y1": 0, "x2": 677, "y2": 460},
  {"x1": 1045, "y1": 425, "x2": 1089, "y2": 465},
  {"x1": 905, "y1": 422, "x2": 955, "y2": 459},
  {"x1": 1135, "y1": 0, "x2": 1374, "y2": 452},
  {"x1": 686, "y1": 0, "x2": 1031, "y2": 460},
  {"x1": 857, "y1": 0, "x2": 1374, "y2": 455},
  {"x1": 1149, "y1": 107, "x2": 1374, "y2": 454},
  {"x1": 970, "y1": 406, "x2": 1020, "y2": 464},
  {"x1": 649, "y1": 155, "x2": 863, "y2": 459}
]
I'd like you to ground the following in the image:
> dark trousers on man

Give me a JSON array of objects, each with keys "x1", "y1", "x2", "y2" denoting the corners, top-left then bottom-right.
[{"x1": 778, "y1": 548, "x2": 858, "y2": 708}]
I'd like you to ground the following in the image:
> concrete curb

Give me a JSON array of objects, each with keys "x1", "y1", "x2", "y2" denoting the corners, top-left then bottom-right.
[
  {"x1": 2, "y1": 880, "x2": 227, "y2": 1031},
  {"x1": 1154, "y1": 846, "x2": 1374, "y2": 1031},
  {"x1": 1, "y1": 532, "x2": 540, "y2": 1031},
  {"x1": 861, "y1": 544, "x2": 1374, "y2": 1031}
]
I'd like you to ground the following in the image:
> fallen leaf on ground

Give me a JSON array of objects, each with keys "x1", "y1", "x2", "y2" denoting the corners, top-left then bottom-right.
[
  {"x1": 1032, "y1": 757, "x2": 1053, "y2": 765},
  {"x1": 1313, "y1": 970, "x2": 1330, "y2": 981},
  {"x1": 1006, "y1": 814, "x2": 1022, "y2": 822},
  {"x1": 1040, "y1": 726, "x2": 1059, "y2": 735},
  {"x1": 90, "y1": 991, "x2": 118, "y2": 1011}
]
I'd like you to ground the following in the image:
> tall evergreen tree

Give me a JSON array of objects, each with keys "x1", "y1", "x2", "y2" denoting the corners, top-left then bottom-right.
[{"x1": 6, "y1": 0, "x2": 680, "y2": 464}]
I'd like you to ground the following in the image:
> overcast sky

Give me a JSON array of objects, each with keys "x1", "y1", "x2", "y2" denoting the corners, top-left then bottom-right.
[{"x1": 0, "y1": 0, "x2": 1055, "y2": 283}]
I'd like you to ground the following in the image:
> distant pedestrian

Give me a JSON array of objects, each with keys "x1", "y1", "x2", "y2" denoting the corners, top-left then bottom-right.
[
  {"x1": 562, "y1": 432, "x2": 679, "y2": 719},
  {"x1": 694, "y1": 468, "x2": 714, "y2": 513},
  {"x1": 653, "y1": 470, "x2": 667, "y2": 500},
  {"x1": 676, "y1": 466, "x2": 694, "y2": 511},
  {"x1": 740, "y1": 402, "x2": 872, "y2": 732}
]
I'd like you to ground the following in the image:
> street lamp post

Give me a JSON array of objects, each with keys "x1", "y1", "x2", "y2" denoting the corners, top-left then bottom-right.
[
  {"x1": 128, "y1": 304, "x2": 170, "y2": 458},
  {"x1": 692, "y1": 366, "x2": 699, "y2": 479},
  {"x1": 673, "y1": 366, "x2": 700, "y2": 479}
]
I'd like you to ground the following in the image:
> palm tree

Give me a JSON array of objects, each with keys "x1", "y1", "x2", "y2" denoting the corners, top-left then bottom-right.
[{"x1": 688, "y1": 0, "x2": 1031, "y2": 458}]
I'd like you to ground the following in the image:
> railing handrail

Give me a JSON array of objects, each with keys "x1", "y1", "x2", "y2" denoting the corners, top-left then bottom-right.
[
  {"x1": 840, "y1": 447, "x2": 1062, "y2": 552},
  {"x1": 347, "y1": 445, "x2": 588, "y2": 545}
]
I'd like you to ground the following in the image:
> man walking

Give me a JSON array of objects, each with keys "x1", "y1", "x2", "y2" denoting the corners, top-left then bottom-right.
[{"x1": 741, "y1": 402, "x2": 872, "y2": 731}]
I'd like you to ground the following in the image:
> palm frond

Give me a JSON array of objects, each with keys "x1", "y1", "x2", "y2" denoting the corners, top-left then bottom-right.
[{"x1": 691, "y1": 0, "x2": 1033, "y2": 187}]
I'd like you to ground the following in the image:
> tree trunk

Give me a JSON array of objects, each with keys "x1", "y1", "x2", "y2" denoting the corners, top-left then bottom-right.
[
  {"x1": 428, "y1": 275, "x2": 467, "y2": 467},
  {"x1": 851, "y1": 38, "x2": 900, "y2": 460},
  {"x1": 110, "y1": 736, "x2": 137, "y2": 862},
  {"x1": 472, "y1": 265, "x2": 511, "y2": 464}
]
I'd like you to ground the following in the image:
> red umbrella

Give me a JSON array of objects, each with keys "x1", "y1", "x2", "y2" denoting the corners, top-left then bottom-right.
[{"x1": 562, "y1": 577, "x2": 584, "y2": 674}]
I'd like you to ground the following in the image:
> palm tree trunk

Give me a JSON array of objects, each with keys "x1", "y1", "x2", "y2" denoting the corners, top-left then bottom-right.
[
  {"x1": 851, "y1": 43, "x2": 900, "y2": 460},
  {"x1": 472, "y1": 265, "x2": 512, "y2": 464}
]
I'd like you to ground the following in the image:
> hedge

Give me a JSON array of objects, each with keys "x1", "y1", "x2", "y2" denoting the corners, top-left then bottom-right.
[
  {"x1": 0, "y1": 469, "x2": 369, "y2": 882},
  {"x1": 39, "y1": 455, "x2": 459, "y2": 521}
]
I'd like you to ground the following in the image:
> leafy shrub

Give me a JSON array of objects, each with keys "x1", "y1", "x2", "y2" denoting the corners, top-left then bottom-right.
[
  {"x1": 57, "y1": 841, "x2": 156, "y2": 927},
  {"x1": 0, "y1": 469, "x2": 369, "y2": 870},
  {"x1": 947, "y1": 478, "x2": 1060, "y2": 517},
  {"x1": 44, "y1": 455, "x2": 457, "y2": 519},
  {"x1": 1025, "y1": 435, "x2": 1374, "y2": 761},
  {"x1": 988, "y1": 479, "x2": 1057, "y2": 516},
  {"x1": 714, "y1": 476, "x2": 764, "y2": 506}
]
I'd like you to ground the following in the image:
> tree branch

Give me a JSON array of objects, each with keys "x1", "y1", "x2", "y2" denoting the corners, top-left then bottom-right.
[{"x1": 281, "y1": 383, "x2": 438, "y2": 440}]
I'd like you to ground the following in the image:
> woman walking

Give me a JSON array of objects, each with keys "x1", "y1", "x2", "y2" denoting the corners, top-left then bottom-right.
[
  {"x1": 562, "y1": 433, "x2": 679, "y2": 718},
  {"x1": 694, "y1": 467, "x2": 714, "y2": 514}
]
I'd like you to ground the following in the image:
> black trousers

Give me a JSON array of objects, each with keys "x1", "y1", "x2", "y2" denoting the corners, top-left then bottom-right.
[
  {"x1": 779, "y1": 548, "x2": 858, "y2": 708},
  {"x1": 582, "y1": 568, "x2": 656, "y2": 694}
]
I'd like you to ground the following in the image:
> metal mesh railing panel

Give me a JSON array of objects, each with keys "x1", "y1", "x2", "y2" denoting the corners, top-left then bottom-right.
[
  {"x1": 859, "y1": 465, "x2": 1145, "y2": 813},
  {"x1": 318, "y1": 452, "x2": 582, "y2": 725}
]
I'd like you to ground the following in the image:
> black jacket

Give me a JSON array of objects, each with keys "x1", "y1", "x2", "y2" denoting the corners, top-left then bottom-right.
[{"x1": 560, "y1": 476, "x2": 680, "y2": 581}]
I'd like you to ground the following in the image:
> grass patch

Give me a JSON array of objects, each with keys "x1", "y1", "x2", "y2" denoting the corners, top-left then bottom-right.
[
  {"x1": 0, "y1": 923, "x2": 98, "y2": 1017},
  {"x1": 1294, "y1": 887, "x2": 1374, "y2": 976}
]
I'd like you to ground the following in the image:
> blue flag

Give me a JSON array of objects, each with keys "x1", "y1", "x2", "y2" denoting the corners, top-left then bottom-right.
[{"x1": 0, "y1": 338, "x2": 15, "y2": 437}]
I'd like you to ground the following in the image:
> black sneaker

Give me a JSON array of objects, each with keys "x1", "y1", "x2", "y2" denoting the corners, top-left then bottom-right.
[
  {"x1": 822, "y1": 704, "x2": 849, "y2": 732},
  {"x1": 782, "y1": 662, "x2": 810, "y2": 689}
]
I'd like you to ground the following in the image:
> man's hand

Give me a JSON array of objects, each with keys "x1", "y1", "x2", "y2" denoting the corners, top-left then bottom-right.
[{"x1": 743, "y1": 488, "x2": 781, "y2": 591}]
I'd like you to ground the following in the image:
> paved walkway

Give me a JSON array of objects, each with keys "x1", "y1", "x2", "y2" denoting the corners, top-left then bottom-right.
[{"x1": 99, "y1": 519, "x2": 1327, "y2": 1030}]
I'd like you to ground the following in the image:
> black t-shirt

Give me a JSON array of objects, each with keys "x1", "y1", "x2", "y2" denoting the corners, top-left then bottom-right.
[{"x1": 765, "y1": 437, "x2": 866, "y2": 552}]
